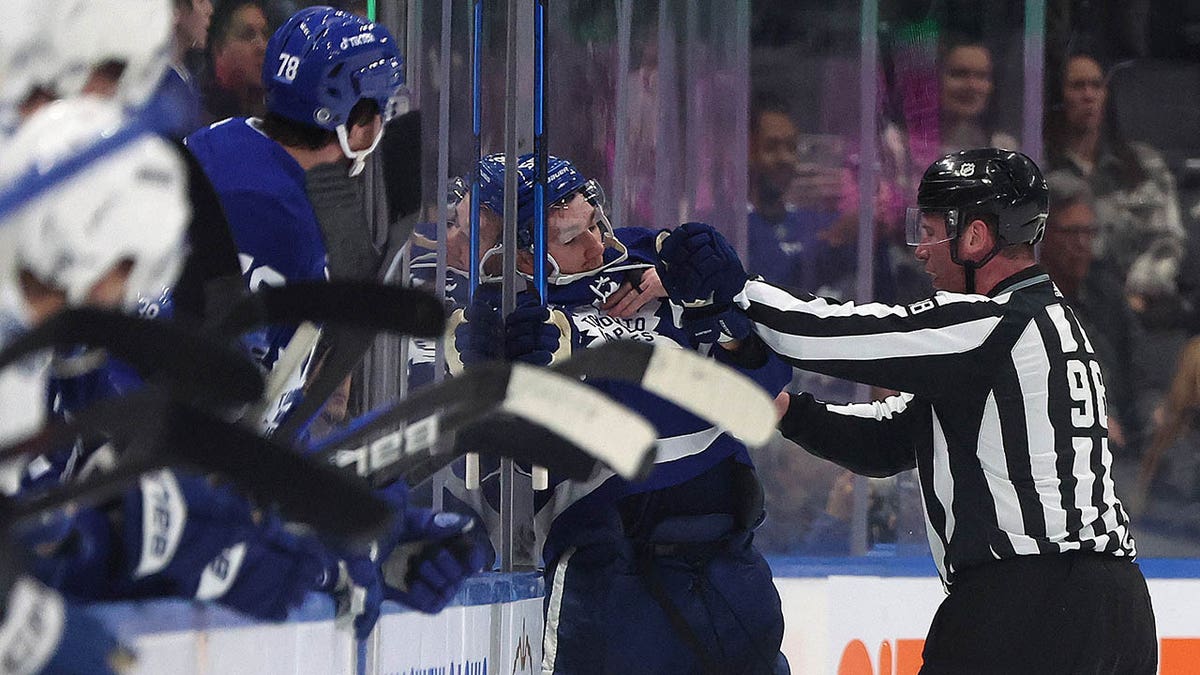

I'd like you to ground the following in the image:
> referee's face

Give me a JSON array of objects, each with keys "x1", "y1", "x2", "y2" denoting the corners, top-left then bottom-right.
[{"x1": 914, "y1": 213, "x2": 965, "y2": 292}]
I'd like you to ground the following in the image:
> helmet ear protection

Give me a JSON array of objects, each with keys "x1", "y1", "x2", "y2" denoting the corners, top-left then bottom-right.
[{"x1": 264, "y1": 6, "x2": 405, "y2": 176}]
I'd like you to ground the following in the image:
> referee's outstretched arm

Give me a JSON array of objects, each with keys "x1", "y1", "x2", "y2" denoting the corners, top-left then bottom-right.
[
  {"x1": 736, "y1": 278, "x2": 1009, "y2": 398},
  {"x1": 778, "y1": 391, "x2": 919, "y2": 478}
]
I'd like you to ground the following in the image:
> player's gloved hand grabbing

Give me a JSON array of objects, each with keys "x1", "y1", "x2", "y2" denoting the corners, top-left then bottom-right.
[
  {"x1": 655, "y1": 222, "x2": 750, "y2": 308},
  {"x1": 504, "y1": 293, "x2": 573, "y2": 366},
  {"x1": 380, "y1": 508, "x2": 489, "y2": 614},
  {"x1": 677, "y1": 303, "x2": 753, "y2": 347},
  {"x1": 448, "y1": 297, "x2": 503, "y2": 374},
  {"x1": 656, "y1": 223, "x2": 753, "y2": 345}
]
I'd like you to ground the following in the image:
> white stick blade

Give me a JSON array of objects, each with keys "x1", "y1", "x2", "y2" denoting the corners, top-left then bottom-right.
[
  {"x1": 501, "y1": 364, "x2": 656, "y2": 480},
  {"x1": 640, "y1": 345, "x2": 777, "y2": 447}
]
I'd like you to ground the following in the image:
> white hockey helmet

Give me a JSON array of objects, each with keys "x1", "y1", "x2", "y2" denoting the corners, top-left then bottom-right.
[
  {"x1": 0, "y1": 0, "x2": 59, "y2": 134},
  {"x1": 0, "y1": 97, "x2": 191, "y2": 309},
  {"x1": 52, "y1": 0, "x2": 174, "y2": 110}
]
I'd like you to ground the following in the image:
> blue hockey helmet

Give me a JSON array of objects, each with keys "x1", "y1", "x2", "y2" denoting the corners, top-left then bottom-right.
[
  {"x1": 264, "y1": 6, "x2": 404, "y2": 174},
  {"x1": 475, "y1": 153, "x2": 626, "y2": 285},
  {"x1": 477, "y1": 153, "x2": 592, "y2": 246},
  {"x1": 475, "y1": 152, "x2": 507, "y2": 216}
]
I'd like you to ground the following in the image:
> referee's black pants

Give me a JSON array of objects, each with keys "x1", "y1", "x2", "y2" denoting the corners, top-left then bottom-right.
[{"x1": 920, "y1": 552, "x2": 1156, "y2": 674}]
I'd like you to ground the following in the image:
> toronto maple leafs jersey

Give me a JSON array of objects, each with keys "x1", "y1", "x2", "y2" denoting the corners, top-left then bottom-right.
[
  {"x1": 185, "y1": 118, "x2": 328, "y2": 430},
  {"x1": 424, "y1": 227, "x2": 792, "y2": 565},
  {"x1": 185, "y1": 117, "x2": 328, "y2": 369}
]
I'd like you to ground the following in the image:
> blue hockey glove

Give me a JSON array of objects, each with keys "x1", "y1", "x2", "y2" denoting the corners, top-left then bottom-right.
[
  {"x1": 20, "y1": 507, "x2": 116, "y2": 600},
  {"x1": 314, "y1": 550, "x2": 384, "y2": 640},
  {"x1": 655, "y1": 222, "x2": 749, "y2": 308},
  {"x1": 198, "y1": 516, "x2": 330, "y2": 622},
  {"x1": 680, "y1": 304, "x2": 753, "y2": 346},
  {"x1": 381, "y1": 509, "x2": 489, "y2": 614},
  {"x1": 318, "y1": 483, "x2": 408, "y2": 640},
  {"x1": 0, "y1": 576, "x2": 133, "y2": 675},
  {"x1": 448, "y1": 298, "x2": 503, "y2": 374},
  {"x1": 504, "y1": 294, "x2": 572, "y2": 366},
  {"x1": 120, "y1": 470, "x2": 258, "y2": 594}
]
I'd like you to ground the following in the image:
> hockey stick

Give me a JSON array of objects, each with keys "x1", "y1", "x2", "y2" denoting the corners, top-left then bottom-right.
[
  {"x1": 464, "y1": 0, "x2": 485, "y2": 488},
  {"x1": 381, "y1": 339, "x2": 779, "y2": 485},
  {"x1": 552, "y1": 341, "x2": 778, "y2": 447},
  {"x1": 0, "y1": 389, "x2": 391, "y2": 542},
  {"x1": 211, "y1": 280, "x2": 446, "y2": 340},
  {"x1": 529, "y1": 0, "x2": 551, "y2": 490},
  {"x1": 0, "y1": 307, "x2": 264, "y2": 406},
  {"x1": 265, "y1": 113, "x2": 428, "y2": 445},
  {"x1": 309, "y1": 361, "x2": 657, "y2": 487},
  {"x1": 206, "y1": 278, "x2": 445, "y2": 438}
]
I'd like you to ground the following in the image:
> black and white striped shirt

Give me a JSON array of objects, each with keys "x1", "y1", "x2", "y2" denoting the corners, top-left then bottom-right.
[{"x1": 744, "y1": 265, "x2": 1137, "y2": 584}]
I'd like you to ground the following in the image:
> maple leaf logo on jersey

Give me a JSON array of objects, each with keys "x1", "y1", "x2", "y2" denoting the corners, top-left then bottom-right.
[{"x1": 588, "y1": 275, "x2": 620, "y2": 304}]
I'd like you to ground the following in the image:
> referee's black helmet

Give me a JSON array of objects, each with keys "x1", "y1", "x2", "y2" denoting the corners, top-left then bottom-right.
[{"x1": 914, "y1": 148, "x2": 1049, "y2": 246}]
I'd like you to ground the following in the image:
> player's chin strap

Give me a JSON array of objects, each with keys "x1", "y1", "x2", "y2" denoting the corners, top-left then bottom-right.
[
  {"x1": 336, "y1": 124, "x2": 385, "y2": 178},
  {"x1": 476, "y1": 237, "x2": 630, "y2": 287}
]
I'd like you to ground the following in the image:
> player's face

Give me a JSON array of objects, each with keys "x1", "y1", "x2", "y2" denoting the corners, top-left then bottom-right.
[
  {"x1": 546, "y1": 192, "x2": 606, "y2": 274},
  {"x1": 913, "y1": 213, "x2": 965, "y2": 292},
  {"x1": 214, "y1": 5, "x2": 268, "y2": 90},
  {"x1": 1063, "y1": 55, "x2": 1106, "y2": 134},
  {"x1": 750, "y1": 111, "x2": 799, "y2": 198},
  {"x1": 1040, "y1": 200, "x2": 1097, "y2": 289},
  {"x1": 177, "y1": 0, "x2": 215, "y2": 50},
  {"x1": 940, "y1": 45, "x2": 993, "y2": 122}
]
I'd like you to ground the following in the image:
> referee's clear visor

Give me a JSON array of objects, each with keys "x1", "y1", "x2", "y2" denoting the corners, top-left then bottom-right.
[{"x1": 905, "y1": 207, "x2": 960, "y2": 247}]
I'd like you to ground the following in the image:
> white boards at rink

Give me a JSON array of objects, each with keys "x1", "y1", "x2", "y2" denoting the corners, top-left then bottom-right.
[
  {"x1": 86, "y1": 564, "x2": 1200, "y2": 673},
  {"x1": 772, "y1": 557, "x2": 1200, "y2": 675}
]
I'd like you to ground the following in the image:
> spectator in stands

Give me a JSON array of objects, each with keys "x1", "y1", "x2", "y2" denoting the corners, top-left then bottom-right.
[
  {"x1": 1044, "y1": 51, "x2": 1185, "y2": 283},
  {"x1": 752, "y1": 446, "x2": 850, "y2": 555},
  {"x1": 882, "y1": 35, "x2": 1018, "y2": 198},
  {"x1": 748, "y1": 93, "x2": 895, "y2": 302},
  {"x1": 747, "y1": 93, "x2": 817, "y2": 287},
  {"x1": 175, "y1": 0, "x2": 214, "y2": 65},
  {"x1": 936, "y1": 35, "x2": 1018, "y2": 154},
  {"x1": 1124, "y1": 237, "x2": 1193, "y2": 441},
  {"x1": 306, "y1": 374, "x2": 352, "y2": 441},
  {"x1": 202, "y1": 0, "x2": 269, "y2": 123},
  {"x1": 1041, "y1": 170, "x2": 1144, "y2": 452}
]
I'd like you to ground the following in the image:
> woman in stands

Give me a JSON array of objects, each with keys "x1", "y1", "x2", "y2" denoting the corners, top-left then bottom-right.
[{"x1": 1044, "y1": 50, "x2": 1185, "y2": 282}]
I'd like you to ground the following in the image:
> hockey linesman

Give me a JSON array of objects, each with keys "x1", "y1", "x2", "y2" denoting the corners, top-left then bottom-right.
[
  {"x1": 187, "y1": 6, "x2": 487, "y2": 633},
  {"x1": 655, "y1": 148, "x2": 1157, "y2": 673},
  {"x1": 451, "y1": 155, "x2": 793, "y2": 674}
]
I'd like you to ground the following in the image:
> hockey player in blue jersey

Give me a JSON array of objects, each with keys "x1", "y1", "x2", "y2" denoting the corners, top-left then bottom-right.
[
  {"x1": 183, "y1": 5, "x2": 486, "y2": 633},
  {"x1": 450, "y1": 155, "x2": 792, "y2": 674}
]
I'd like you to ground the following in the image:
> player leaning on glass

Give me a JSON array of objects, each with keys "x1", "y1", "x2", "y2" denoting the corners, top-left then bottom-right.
[
  {"x1": 445, "y1": 155, "x2": 793, "y2": 675},
  {"x1": 656, "y1": 148, "x2": 1157, "y2": 673}
]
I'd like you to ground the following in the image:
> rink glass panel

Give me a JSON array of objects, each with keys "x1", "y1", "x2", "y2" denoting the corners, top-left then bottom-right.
[
  {"x1": 751, "y1": 0, "x2": 1039, "y2": 558},
  {"x1": 354, "y1": 0, "x2": 1200, "y2": 568}
]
